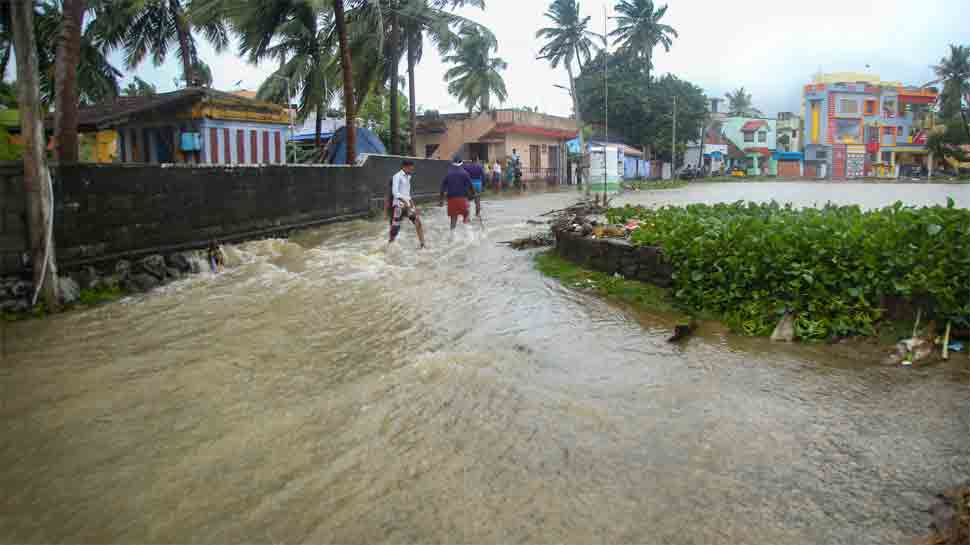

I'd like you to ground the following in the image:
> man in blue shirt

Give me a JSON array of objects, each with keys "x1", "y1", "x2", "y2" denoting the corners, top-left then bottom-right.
[
  {"x1": 439, "y1": 154, "x2": 476, "y2": 232},
  {"x1": 463, "y1": 157, "x2": 486, "y2": 217}
]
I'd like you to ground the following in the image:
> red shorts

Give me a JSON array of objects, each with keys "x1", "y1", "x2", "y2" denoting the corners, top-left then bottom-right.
[{"x1": 447, "y1": 197, "x2": 469, "y2": 219}]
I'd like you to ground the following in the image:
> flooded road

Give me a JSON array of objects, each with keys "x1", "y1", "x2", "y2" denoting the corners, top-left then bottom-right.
[{"x1": 2, "y1": 183, "x2": 969, "y2": 544}]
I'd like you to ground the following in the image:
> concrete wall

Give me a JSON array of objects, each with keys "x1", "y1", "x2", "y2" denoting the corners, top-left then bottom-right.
[
  {"x1": 0, "y1": 155, "x2": 452, "y2": 275},
  {"x1": 555, "y1": 229, "x2": 673, "y2": 287},
  {"x1": 0, "y1": 163, "x2": 27, "y2": 275}
]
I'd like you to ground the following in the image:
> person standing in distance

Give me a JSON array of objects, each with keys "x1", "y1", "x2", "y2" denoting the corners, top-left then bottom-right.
[
  {"x1": 439, "y1": 153, "x2": 476, "y2": 233},
  {"x1": 389, "y1": 159, "x2": 427, "y2": 248},
  {"x1": 463, "y1": 157, "x2": 486, "y2": 218}
]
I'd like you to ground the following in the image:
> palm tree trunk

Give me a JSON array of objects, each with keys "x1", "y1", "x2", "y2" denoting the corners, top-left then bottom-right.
[
  {"x1": 54, "y1": 0, "x2": 85, "y2": 163},
  {"x1": 388, "y1": 0, "x2": 400, "y2": 155},
  {"x1": 333, "y1": 0, "x2": 356, "y2": 164},
  {"x1": 407, "y1": 30, "x2": 417, "y2": 157},
  {"x1": 172, "y1": 0, "x2": 195, "y2": 86},
  {"x1": 315, "y1": 103, "x2": 322, "y2": 150},
  {"x1": 11, "y1": 0, "x2": 59, "y2": 310},
  {"x1": 567, "y1": 61, "x2": 585, "y2": 187}
]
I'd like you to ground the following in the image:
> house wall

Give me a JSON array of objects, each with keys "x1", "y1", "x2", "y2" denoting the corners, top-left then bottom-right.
[
  {"x1": 116, "y1": 120, "x2": 289, "y2": 165},
  {"x1": 721, "y1": 117, "x2": 778, "y2": 150},
  {"x1": 0, "y1": 156, "x2": 453, "y2": 276},
  {"x1": 802, "y1": 79, "x2": 936, "y2": 178}
]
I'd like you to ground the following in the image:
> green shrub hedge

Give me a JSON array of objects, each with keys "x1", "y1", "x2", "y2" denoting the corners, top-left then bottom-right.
[{"x1": 607, "y1": 200, "x2": 970, "y2": 339}]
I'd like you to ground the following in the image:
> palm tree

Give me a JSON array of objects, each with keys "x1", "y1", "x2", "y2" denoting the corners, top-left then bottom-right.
[
  {"x1": 124, "y1": 76, "x2": 157, "y2": 96},
  {"x1": 251, "y1": 3, "x2": 339, "y2": 150},
  {"x1": 443, "y1": 26, "x2": 507, "y2": 113},
  {"x1": 333, "y1": 0, "x2": 358, "y2": 163},
  {"x1": 397, "y1": 0, "x2": 486, "y2": 155},
  {"x1": 725, "y1": 87, "x2": 762, "y2": 117},
  {"x1": 609, "y1": 0, "x2": 676, "y2": 81},
  {"x1": 53, "y1": 0, "x2": 85, "y2": 162},
  {"x1": 102, "y1": 0, "x2": 229, "y2": 88},
  {"x1": 536, "y1": 0, "x2": 598, "y2": 175},
  {"x1": 33, "y1": 2, "x2": 121, "y2": 106},
  {"x1": 930, "y1": 44, "x2": 970, "y2": 122},
  {"x1": 9, "y1": 0, "x2": 59, "y2": 309}
]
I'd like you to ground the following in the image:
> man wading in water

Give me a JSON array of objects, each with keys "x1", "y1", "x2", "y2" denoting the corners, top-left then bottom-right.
[
  {"x1": 439, "y1": 154, "x2": 476, "y2": 235},
  {"x1": 463, "y1": 157, "x2": 485, "y2": 218},
  {"x1": 388, "y1": 160, "x2": 427, "y2": 248}
]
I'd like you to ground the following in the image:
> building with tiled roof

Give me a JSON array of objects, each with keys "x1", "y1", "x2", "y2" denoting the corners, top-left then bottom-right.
[{"x1": 61, "y1": 87, "x2": 292, "y2": 165}]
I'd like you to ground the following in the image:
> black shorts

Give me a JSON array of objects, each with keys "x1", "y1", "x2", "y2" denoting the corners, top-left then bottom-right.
[{"x1": 391, "y1": 204, "x2": 418, "y2": 226}]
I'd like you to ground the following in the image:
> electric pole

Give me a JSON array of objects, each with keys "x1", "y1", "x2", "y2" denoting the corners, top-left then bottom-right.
[
  {"x1": 603, "y1": 5, "x2": 609, "y2": 201},
  {"x1": 672, "y1": 96, "x2": 677, "y2": 174}
]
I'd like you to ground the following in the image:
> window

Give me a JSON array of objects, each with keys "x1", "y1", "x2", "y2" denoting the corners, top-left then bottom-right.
[
  {"x1": 839, "y1": 99, "x2": 858, "y2": 115},
  {"x1": 816, "y1": 150, "x2": 827, "y2": 159},
  {"x1": 864, "y1": 100, "x2": 877, "y2": 115},
  {"x1": 758, "y1": 131, "x2": 767, "y2": 143},
  {"x1": 881, "y1": 151, "x2": 892, "y2": 163},
  {"x1": 744, "y1": 132, "x2": 754, "y2": 142}
]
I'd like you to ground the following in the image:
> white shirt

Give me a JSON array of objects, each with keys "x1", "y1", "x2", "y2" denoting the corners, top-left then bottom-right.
[
  {"x1": 492, "y1": 163, "x2": 502, "y2": 174},
  {"x1": 391, "y1": 170, "x2": 412, "y2": 206}
]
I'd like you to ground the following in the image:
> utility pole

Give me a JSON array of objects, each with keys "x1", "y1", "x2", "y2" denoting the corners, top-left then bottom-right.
[
  {"x1": 603, "y1": 5, "x2": 609, "y2": 201},
  {"x1": 672, "y1": 95, "x2": 677, "y2": 174}
]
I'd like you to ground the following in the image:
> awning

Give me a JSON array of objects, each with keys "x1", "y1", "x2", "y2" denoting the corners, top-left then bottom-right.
[{"x1": 772, "y1": 151, "x2": 804, "y2": 161}]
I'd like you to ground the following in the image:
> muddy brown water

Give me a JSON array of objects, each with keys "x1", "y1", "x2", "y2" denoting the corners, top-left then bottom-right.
[{"x1": 2, "y1": 182, "x2": 969, "y2": 544}]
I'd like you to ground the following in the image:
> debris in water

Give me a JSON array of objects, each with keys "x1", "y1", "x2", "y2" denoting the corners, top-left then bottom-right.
[
  {"x1": 498, "y1": 233, "x2": 554, "y2": 250},
  {"x1": 911, "y1": 484, "x2": 970, "y2": 545},
  {"x1": 667, "y1": 321, "x2": 697, "y2": 343}
]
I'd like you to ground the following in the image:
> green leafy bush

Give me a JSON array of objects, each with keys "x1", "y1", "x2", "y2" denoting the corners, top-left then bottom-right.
[{"x1": 607, "y1": 200, "x2": 970, "y2": 339}]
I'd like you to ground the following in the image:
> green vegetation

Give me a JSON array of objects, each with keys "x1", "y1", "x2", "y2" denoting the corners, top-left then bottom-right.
[
  {"x1": 2, "y1": 285, "x2": 125, "y2": 322},
  {"x1": 535, "y1": 251, "x2": 680, "y2": 316},
  {"x1": 624, "y1": 179, "x2": 688, "y2": 190},
  {"x1": 78, "y1": 285, "x2": 125, "y2": 306},
  {"x1": 608, "y1": 200, "x2": 970, "y2": 340}
]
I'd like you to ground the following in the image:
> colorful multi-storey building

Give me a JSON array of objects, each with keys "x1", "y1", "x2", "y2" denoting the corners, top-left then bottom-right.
[{"x1": 803, "y1": 73, "x2": 938, "y2": 179}]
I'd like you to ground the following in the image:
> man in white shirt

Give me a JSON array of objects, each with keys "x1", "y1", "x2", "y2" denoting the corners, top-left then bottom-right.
[{"x1": 389, "y1": 160, "x2": 426, "y2": 248}]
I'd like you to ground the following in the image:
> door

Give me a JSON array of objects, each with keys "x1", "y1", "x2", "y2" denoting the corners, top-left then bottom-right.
[
  {"x1": 548, "y1": 145, "x2": 560, "y2": 182},
  {"x1": 777, "y1": 160, "x2": 800, "y2": 178},
  {"x1": 529, "y1": 145, "x2": 540, "y2": 178}
]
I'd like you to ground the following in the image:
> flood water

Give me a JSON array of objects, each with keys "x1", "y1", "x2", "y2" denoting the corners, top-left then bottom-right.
[{"x1": 2, "y1": 182, "x2": 969, "y2": 544}]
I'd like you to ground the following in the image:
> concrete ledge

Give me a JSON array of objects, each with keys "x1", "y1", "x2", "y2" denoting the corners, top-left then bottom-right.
[{"x1": 554, "y1": 229, "x2": 673, "y2": 288}]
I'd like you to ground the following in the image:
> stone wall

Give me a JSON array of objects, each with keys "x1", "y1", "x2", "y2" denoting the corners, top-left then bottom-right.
[
  {"x1": 554, "y1": 228, "x2": 674, "y2": 287},
  {"x1": 0, "y1": 155, "x2": 453, "y2": 276}
]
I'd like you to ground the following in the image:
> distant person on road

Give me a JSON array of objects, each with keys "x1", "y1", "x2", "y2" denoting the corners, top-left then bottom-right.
[
  {"x1": 439, "y1": 154, "x2": 475, "y2": 233},
  {"x1": 511, "y1": 148, "x2": 523, "y2": 189},
  {"x1": 389, "y1": 159, "x2": 427, "y2": 249},
  {"x1": 463, "y1": 157, "x2": 486, "y2": 218},
  {"x1": 491, "y1": 160, "x2": 503, "y2": 190}
]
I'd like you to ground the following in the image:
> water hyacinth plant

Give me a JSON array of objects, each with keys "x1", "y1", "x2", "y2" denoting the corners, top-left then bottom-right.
[{"x1": 607, "y1": 200, "x2": 970, "y2": 340}]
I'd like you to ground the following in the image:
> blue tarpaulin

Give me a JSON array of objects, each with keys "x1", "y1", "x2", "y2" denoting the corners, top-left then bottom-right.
[{"x1": 324, "y1": 127, "x2": 387, "y2": 164}]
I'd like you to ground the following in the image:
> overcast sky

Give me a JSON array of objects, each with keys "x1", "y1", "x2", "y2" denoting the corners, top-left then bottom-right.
[{"x1": 119, "y1": 0, "x2": 970, "y2": 118}]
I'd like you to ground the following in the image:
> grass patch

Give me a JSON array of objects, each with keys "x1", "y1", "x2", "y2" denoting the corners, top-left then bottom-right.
[
  {"x1": 1, "y1": 285, "x2": 126, "y2": 322},
  {"x1": 78, "y1": 285, "x2": 125, "y2": 306},
  {"x1": 535, "y1": 250, "x2": 681, "y2": 316}
]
